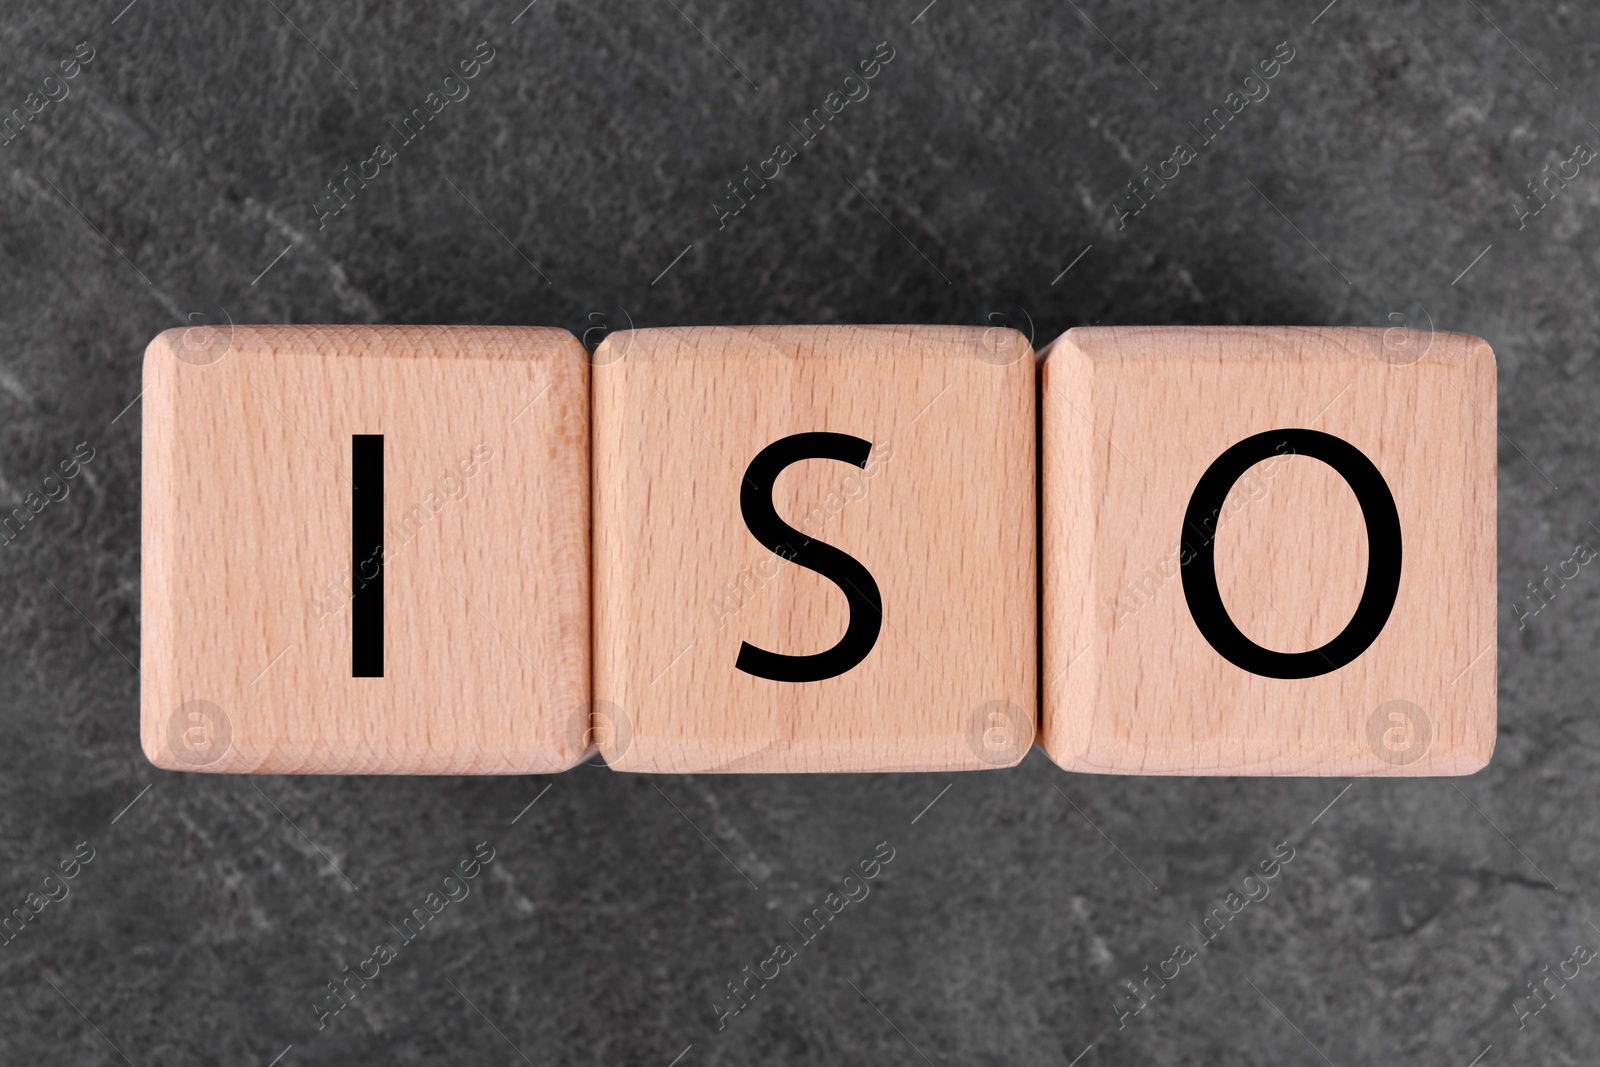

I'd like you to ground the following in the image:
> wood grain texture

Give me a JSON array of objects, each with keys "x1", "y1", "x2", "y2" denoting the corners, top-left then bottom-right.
[
  {"x1": 1040, "y1": 326, "x2": 1496, "y2": 776},
  {"x1": 141, "y1": 325, "x2": 591, "y2": 774},
  {"x1": 592, "y1": 325, "x2": 1035, "y2": 773}
]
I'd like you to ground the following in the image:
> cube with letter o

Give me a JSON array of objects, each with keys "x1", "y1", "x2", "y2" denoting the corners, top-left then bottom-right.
[{"x1": 1039, "y1": 326, "x2": 1496, "y2": 775}]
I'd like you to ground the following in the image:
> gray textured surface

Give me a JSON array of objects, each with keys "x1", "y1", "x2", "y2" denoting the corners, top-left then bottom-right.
[{"x1": 0, "y1": 0, "x2": 1594, "y2": 1064}]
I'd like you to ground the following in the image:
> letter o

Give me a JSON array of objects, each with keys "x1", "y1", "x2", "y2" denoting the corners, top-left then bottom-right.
[{"x1": 1179, "y1": 428, "x2": 1401, "y2": 679}]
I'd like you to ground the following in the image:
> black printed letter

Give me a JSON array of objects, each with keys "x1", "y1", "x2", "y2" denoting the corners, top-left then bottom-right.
[
  {"x1": 1180, "y1": 428, "x2": 1401, "y2": 679},
  {"x1": 734, "y1": 432, "x2": 882, "y2": 683}
]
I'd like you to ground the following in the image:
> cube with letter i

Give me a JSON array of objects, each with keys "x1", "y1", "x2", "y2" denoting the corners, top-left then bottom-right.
[{"x1": 141, "y1": 325, "x2": 591, "y2": 774}]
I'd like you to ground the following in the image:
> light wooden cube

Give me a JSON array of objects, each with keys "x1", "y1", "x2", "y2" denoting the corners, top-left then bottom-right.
[
  {"x1": 592, "y1": 325, "x2": 1035, "y2": 772},
  {"x1": 141, "y1": 325, "x2": 591, "y2": 774},
  {"x1": 1040, "y1": 326, "x2": 1496, "y2": 776}
]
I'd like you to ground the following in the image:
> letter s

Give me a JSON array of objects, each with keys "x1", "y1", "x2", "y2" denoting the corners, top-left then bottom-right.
[{"x1": 734, "y1": 432, "x2": 882, "y2": 683}]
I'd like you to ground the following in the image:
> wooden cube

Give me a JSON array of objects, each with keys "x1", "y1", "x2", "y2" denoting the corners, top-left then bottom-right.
[
  {"x1": 592, "y1": 325, "x2": 1035, "y2": 772},
  {"x1": 141, "y1": 325, "x2": 591, "y2": 774},
  {"x1": 1040, "y1": 326, "x2": 1496, "y2": 776}
]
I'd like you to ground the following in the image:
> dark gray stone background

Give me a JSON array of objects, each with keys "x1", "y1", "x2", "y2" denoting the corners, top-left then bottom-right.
[{"x1": 0, "y1": 0, "x2": 1595, "y2": 1063}]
